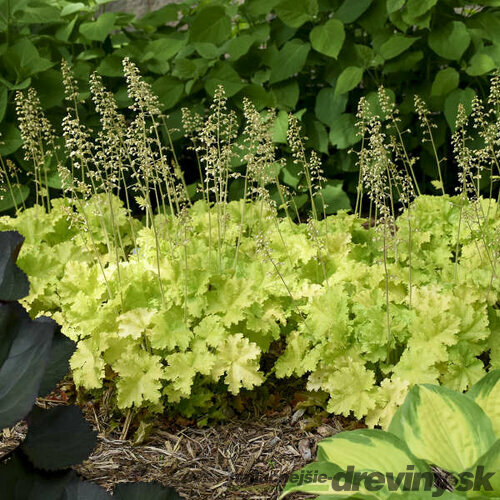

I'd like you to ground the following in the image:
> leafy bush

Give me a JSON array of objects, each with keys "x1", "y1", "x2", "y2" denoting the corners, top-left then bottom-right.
[
  {"x1": 0, "y1": 65, "x2": 497, "y2": 426},
  {"x1": 0, "y1": 230, "x2": 183, "y2": 499},
  {"x1": 1, "y1": 0, "x2": 500, "y2": 211},
  {"x1": 280, "y1": 370, "x2": 500, "y2": 498}
]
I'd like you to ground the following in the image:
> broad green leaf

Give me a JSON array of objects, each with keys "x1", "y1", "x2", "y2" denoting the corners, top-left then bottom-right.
[
  {"x1": 379, "y1": 35, "x2": 419, "y2": 60},
  {"x1": 444, "y1": 88, "x2": 475, "y2": 132},
  {"x1": 14, "y1": 4, "x2": 61, "y2": 23},
  {"x1": 428, "y1": 21, "x2": 471, "y2": 60},
  {"x1": 317, "y1": 180, "x2": 351, "y2": 214},
  {"x1": 315, "y1": 88, "x2": 348, "y2": 127},
  {"x1": 273, "y1": 110, "x2": 289, "y2": 143},
  {"x1": 0, "y1": 86, "x2": 7, "y2": 123},
  {"x1": 334, "y1": 0, "x2": 373, "y2": 23},
  {"x1": 383, "y1": 51, "x2": 423, "y2": 73},
  {"x1": 0, "y1": 184, "x2": 29, "y2": 212},
  {"x1": 33, "y1": 69, "x2": 65, "y2": 108},
  {"x1": 335, "y1": 66, "x2": 363, "y2": 95},
  {"x1": 143, "y1": 36, "x2": 186, "y2": 63},
  {"x1": 387, "y1": 0, "x2": 405, "y2": 13},
  {"x1": 96, "y1": 55, "x2": 123, "y2": 77},
  {"x1": 272, "y1": 80, "x2": 299, "y2": 110},
  {"x1": 152, "y1": 76, "x2": 184, "y2": 110},
  {"x1": 329, "y1": 113, "x2": 359, "y2": 149},
  {"x1": 205, "y1": 62, "x2": 245, "y2": 98},
  {"x1": 244, "y1": 0, "x2": 281, "y2": 17},
  {"x1": 61, "y1": 2, "x2": 86, "y2": 16},
  {"x1": 310, "y1": 19, "x2": 345, "y2": 59},
  {"x1": 80, "y1": 13, "x2": 117, "y2": 42},
  {"x1": 305, "y1": 117, "x2": 329, "y2": 153},
  {"x1": 431, "y1": 67, "x2": 459, "y2": 96},
  {"x1": 275, "y1": 0, "x2": 318, "y2": 28},
  {"x1": 466, "y1": 53, "x2": 496, "y2": 76},
  {"x1": 189, "y1": 6, "x2": 231, "y2": 45},
  {"x1": 194, "y1": 42, "x2": 220, "y2": 59},
  {"x1": 226, "y1": 35, "x2": 255, "y2": 61},
  {"x1": 405, "y1": 0, "x2": 438, "y2": 20},
  {"x1": 269, "y1": 40, "x2": 310, "y2": 84},
  {"x1": 0, "y1": 124, "x2": 23, "y2": 156},
  {"x1": 389, "y1": 384, "x2": 497, "y2": 472},
  {"x1": 365, "y1": 89, "x2": 396, "y2": 119},
  {"x1": 467, "y1": 370, "x2": 500, "y2": 436},
  {"x1": 137, "y1": 4, "x2": 179, "y2": 28}
]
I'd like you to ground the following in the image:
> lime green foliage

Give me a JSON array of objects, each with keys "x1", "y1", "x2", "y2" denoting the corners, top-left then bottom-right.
[
  {"x1": 0, "y1": 192, "x2": 498, "y2": 420},
  {"x1": 281, "y1": 371, "x2": 500, "y2": 498},
  {"x1": 2, "y1": 0, "x2": 500, "y2": 209}
]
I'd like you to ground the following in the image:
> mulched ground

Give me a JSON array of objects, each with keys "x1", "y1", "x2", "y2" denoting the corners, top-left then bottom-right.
[{"x1": 1, "y1": 398, "x2": 361, "y2": 499}]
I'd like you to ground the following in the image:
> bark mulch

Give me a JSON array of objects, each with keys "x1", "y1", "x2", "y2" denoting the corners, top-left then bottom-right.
[{"x1": 1, "y1": 400, "x2": 360, "y2": 499}]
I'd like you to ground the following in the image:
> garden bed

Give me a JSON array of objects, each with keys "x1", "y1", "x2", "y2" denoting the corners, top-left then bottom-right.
[{"x1": 1, "y1": 397, "x2": 359, "y2": 499}]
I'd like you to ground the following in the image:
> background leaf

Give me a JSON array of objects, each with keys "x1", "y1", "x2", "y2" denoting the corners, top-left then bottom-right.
[{"x1": 310, "y1": 19, "x2": 345, "y2": 59}]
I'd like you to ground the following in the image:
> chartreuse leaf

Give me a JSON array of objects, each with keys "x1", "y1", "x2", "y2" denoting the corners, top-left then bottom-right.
[
  {"x1": 21, "y1": 405, "x2": 97, "y2": 471},
  {"x1": 335, "y1": 67, "x2": 363, "y2": 95},
  {"x1": 0, "y1": 231, "x2": 29, "y2": 300},
  {"x1": 212, "y1": 334, "x2": 264, "y2": 394},
  {"x1": 388, "y1": 384, "x2": 497, "y2": 473},
  {"x1": 310, "y1": 19, "x2": 345, "y2": 59},
  {"x1": 275, "y1": 0, "x2": 318, "y2": 28},
  {"x1": 431, "y1": 67, "x2": 459, "y2": 96},
  {"x1": 189, "y1": 6, "x2": 231, "y2": 45},
  {"x1": 428, "y1": 21, "x2": 470, "y2": 60},
  {"x1": 467, "y1": 440, "x2": 500, "y2": 497},
  {"x1": 114, "y1": 345, "x2": 164, "y2": 408},
  {"x1": 467, "y1": 370, "x2": 500, "y2": 436}
]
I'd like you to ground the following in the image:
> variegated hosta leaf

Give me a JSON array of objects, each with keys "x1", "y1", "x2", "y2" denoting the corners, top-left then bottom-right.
[
  {"x1": 279, "y1": 461, "x2": 376, "y2": 499},
  {"x1": 389, "y1": 384, "x2": 497, "y2": 473},
  {"x1": 467, "y1": 370, "x2": 500, "y2": 437},
  {"x1": 281, "y1": 429, "x2": 431, "y2": 498},
  {"x1": 319, "y1": 429, "x2": 430, "y2": 488},
  {"x1": 466, "y1": 440, "x2": 500, "y2": 498}
]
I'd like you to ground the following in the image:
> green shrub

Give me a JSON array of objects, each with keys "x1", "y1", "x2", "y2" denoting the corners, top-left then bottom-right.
[
  {"x1": 1, "y1": 0, "x2": 499, "y2": 212},
  {"x1": 0, "y1": 66, "x2": 497, "y2": 426}
]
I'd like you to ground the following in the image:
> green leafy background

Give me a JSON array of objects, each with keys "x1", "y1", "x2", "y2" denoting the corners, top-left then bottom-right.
[{"x1": 0, "y1": 0, "x2": 499, "y2": 211}]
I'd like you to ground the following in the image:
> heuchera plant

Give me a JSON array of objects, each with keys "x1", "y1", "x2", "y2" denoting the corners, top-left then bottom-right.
[{"x1": 0, "y1": 60, "x2": 498, "y2": 427}]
